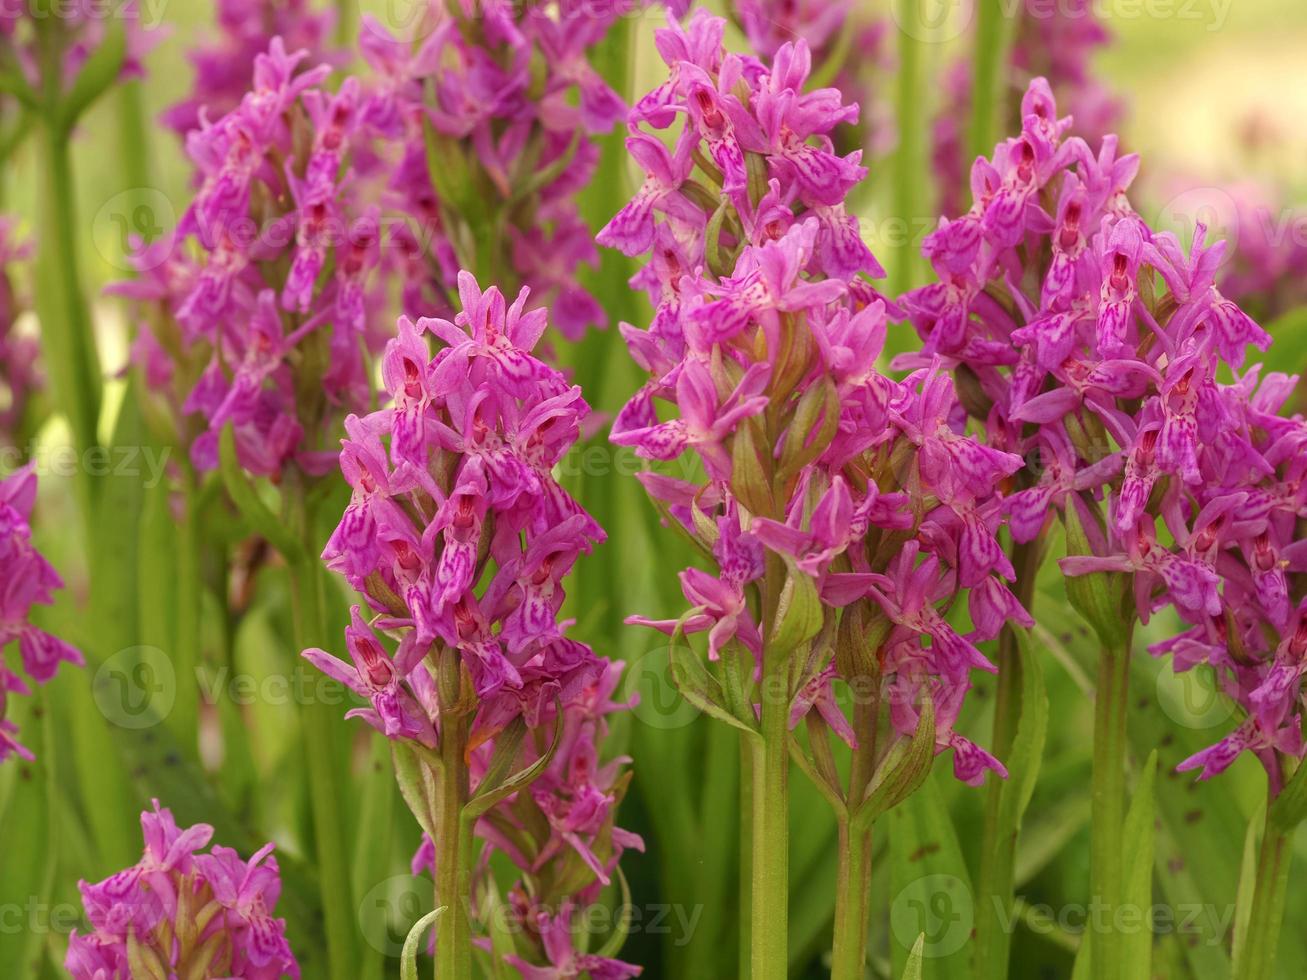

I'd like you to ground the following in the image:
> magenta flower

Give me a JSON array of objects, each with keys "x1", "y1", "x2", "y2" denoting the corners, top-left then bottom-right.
[
  {"x1": 161, "y1": 0, "x2": 339, "y2": 137},
  {"x1": 67, "y1": 801, "x2": 298, "y2": 980},
  {"x1": 931, "y1": 0, "x2": 1123, "y2": 216},
  {"x1": 359, "y1": 0, "x2": 660, "y2": 346},
  {"x1": 310, "y1": 274, "x2": 640, "y2": 974},
  {"x1": 505, "y1": 902, "x2": 642, "y2": 980},
  {"x1": 119, "y1": 38, "x2": 390, "y2": 480},
  {"x1": 908, "y1": 76, "x2": 1307, "y2": 793},
  {"x1": 0, "y1": 466, "x2": 83, "y2": 764},
  {"x1": 0, "y1": 219, "x2": 39, "y2": 449},
  {"x1": 607, "y1": 11, "x2": 1026, "y2": 792}
]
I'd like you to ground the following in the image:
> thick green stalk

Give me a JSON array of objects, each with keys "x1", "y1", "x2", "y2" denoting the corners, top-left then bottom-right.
[
  {"x1": 1089, "y1": 634, "x2": 1132, "y2": 980},
  {"x1": 830, "y1": 816, "x2": 871, "y2": 980},
  {"x1": 31, "y1": 38, "x2": 141, "y2": 872},
  {"x1": 1234, "y1": 806, "x2": 1292, "y2": 980},
  {"x1": 830, "y1": 691, "x2": 879, "y2": 980},
  {"x1": 967, "y1": 0, "x2": 1018, "y2": 161},
  {"x1": 434, "y1": 646, "x2": 473, "y2": 980},
  {"x1": 750, "y1": 656, "x2": 789, "y2": 980},
  {"x1": 117, "y1": 80, "x2": 150, "y2": 191},
  {"x1": 34, "y1": 122, "x2": 102, "y2": 500},
  {"x1": 170, "y1": 468, "x2": 202, "y2": 755},
  {"x1": 739, "y1": 744, "x2": 755, "y2": 980},
  {"x1": 887, "y1": 0, "x2": 927, "y2": 351},
  {"x1": 286, "y1": 531, "x2": 358, "y2": 980},
  {"x1": 973, "y1": 541, "x2": 1041, "y2": 979},
  {"x1": 750, "y1": 546, "x2": 791, "y2": 980}
]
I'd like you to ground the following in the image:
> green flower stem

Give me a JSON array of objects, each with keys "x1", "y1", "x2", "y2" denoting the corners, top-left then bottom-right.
[
  {"x1": 888, "y1": 4, "x2": 926, "y2": 307},
  {"x1": 1234, "y1": 804, "x2": 1293, "y2": 980},
  {"x1": 170, "y1": 466, "x2": 202, "y2": 755},
  {"x1": 739, "y1": 744, "x2": 755, "y2": 980},
  {"x1": 968, "y1": 0, "x2": 1018, "y2": 162},
  {"x1": 116, "y1": 79, "x2": 150, "y2": 191},
  {"x1": 286, "y1": 487, "x2": 358, "y2": 980},
  {"x1": 831, "y1": 685, "x2": 880, "y2": 980},
  {"x1": 751, "y1": 553, "x2": 790, "y2": 980},
  {"x1": 434, "y1": 645, "x2": 474, "y2": 980},
  {"x1": 973, "y1": 540, "x2": 1041, "y2": 980},
  {"x1": 751, "y1": 677, "x2": 789, "y2": 980},
  {"x1": 1089, "y1": 630, "x2": 1132, "y2": 980},
  {"x1": 830, "y1": 816, "x2": 871, "y2": 980},
  {"x1": 30, "y1": 20, "x2": 144, "y2": 873},
  {"x1": 34, "y1": 115, "x2": 102, "y2": 502}
]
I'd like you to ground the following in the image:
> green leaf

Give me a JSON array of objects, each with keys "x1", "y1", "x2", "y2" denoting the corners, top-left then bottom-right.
[
  {"x1": 787, "y1": 726, "x2": 846, "y2": 813},
  {"x1": 888, "y1": 771, "x2": 973, "y2": 980},
  {"x1": 1232, "y1": 804, "x2": 1261, "y2": 972},
  {"x1": 1071, "y1": 931, "x2": 1092, "y2": 980},
  {"x1": 1121, "y1": 751, "x2": 1158, "y2": 980},
  {"x1": 998, "y1": 630, "x2": 1049, "y2": 831},
  {"x1": 767, "y1": 557, "x2": 824, "y2": 660},
  {"x1": 704, "y1": 199, "x2": 732, "y2": 279},
  {"x1": 776, "y1": 379, "x2": 840, "y2": 489},
  {"x1": 594, "y1": 867, "x2": 636, "y2": 959},
  {"x1": 0, "y1": 694, "x2": 56, "y2": 979},
  {"x1": 392, "y1": 740, "x2": 439, "y2": 841},
  {"x1": 729, "y1": 420, "x2": 775, "y2": 518},
  {"x1": 1126, "y1": 654, "x2": 1246, "y2": 979},
  {"x1": 1269, "y1": 759, "x2": 1307, "y2": 830},
  {"x1": 902, "y1": 934, "x2": 927, "y2": 980},
  {"x1": 667, "y1": 632, "x2": 761, "y2": 740},
  {"x1": 57, "y1": 19, "x2": 127, "y2": 130},
  {"x1": 400, "y1": 907, "x2": 446, "y2": 980},
  {"x1": 353, "y1": 737, "x2": 398, "y2": 980},
  {"x1": 1062, "y1": 503, "x2": 1131, "y2": 650},
  {"x1": 464, "y1": 711, "x2": 563, "y2": 819},
  {"x1": 853, "y1": 695, "x2": 935, "y2": 831},
  {"x1": 974, "y1": 628, "x2": 1050, "y2": 980},
  {"x1": 476, "y1": 717, "x2": 528, "y2": 800},
  {"x1": 479, "y1": 875, "x2": 520, "y2": 979}
]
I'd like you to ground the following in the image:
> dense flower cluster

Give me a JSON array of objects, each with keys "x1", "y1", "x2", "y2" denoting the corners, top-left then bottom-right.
[
  {"x1": 0, "y1": 218, "x2": 39, "y2": 448},
  {"x1": 731, "y1": 0, "x2": 893, "y2": 160},
  {"x1": 932, "y1": 0, "x2": 1122, "y2": 215},
  {"x1": 162, "y1": 0, "x2": 339, "y2": 136},
  {"x1": 117, "y1": 39, "x2": 390, "y2": 477},
  {"x1": 603, "y1": 10, "x2": 1029, "y2": 785},
  {"x1": 904, "y1": 78, "x2": 1306, "y2": 791},
  {"x1": 0, "y1": 466, "x2": 82, "y2": 764},
  {"x1": 307, "y1": 273, "x2": 640, "y2": 975},
  {"x1": 66, "y1": 800, "x2": 298, "y2": 979},
  {"x1": 355, "y1": 0, "x2": 650, "y2": 339}
]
